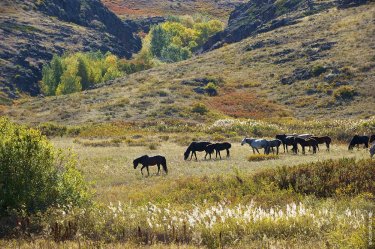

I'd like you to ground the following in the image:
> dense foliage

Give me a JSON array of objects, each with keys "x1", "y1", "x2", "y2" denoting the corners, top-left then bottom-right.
[
  {"x1": 0, "y1": 118, "x2": 91, "y2": 216},
  {"x1": 149, "y1": 16, "x2": 224, "y2": 62},
  {"x1": 41, "y1": 51, "x2": 151, "y2": 96}
]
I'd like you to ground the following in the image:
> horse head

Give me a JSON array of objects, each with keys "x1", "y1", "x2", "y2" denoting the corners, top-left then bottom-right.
[
  {"x1": 133, "y1": 159, "x2": 139, "y2": 169},
  {"x1": 241, "y1": 138, "x2": 248, "y2": 146}
]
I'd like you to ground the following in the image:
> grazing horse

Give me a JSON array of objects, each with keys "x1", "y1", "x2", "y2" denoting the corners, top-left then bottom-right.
[
  {"x1": 276, "y1": 135, "x2": 297, "y2": 153},
  {"x1": 267, "y1": 139, "x2": 282, "y2": 155},
  {"x1": 241, "y1": 138, "x2": 270, "y2": 154},
  {"x1": 311, "y1": 136, "x2": 332, "y2": 151},
  {"x1": 370, "y1": 135, "x2": 375, "y2": 144},
  {"x1": 295, "y1": 137, "x2": 318, "y2": 154},
  {"x1": 205, "y1": 142, "x2": 231, "y2": 159},
  {"x1": 184, "y1": 141, "x2": 212, "y2": 160},
  {"x1": 133, "y1": 155, "x2": 168, "y2": 176},
  {"x1": 348, "y1": 135, "x2": 369, "y2": 150},
  {"x1": 370, "y1": 144, "x2": 375, "y2": 159}
]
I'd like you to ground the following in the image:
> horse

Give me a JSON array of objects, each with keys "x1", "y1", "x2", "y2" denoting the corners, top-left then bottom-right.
[
  {"x1": 311, "y1": 136, "x2": 332, "y2": 151},
  {"x1": 276, "y1": 135, "x2": 297, "y2": 153},
  {"x1": 241, "y1": 138, "x2": 270, "y2": 154},
  {"x1": 267, "y1": 139, "x2": 282, "y2": 155},
  {"x1": 205, "y1": 142, "x2": 231, "y2": 159},
  {"x1": 370, "y1": 135, "x2": 375, "y2": 144},
  {"x1": 184, "y1": 141, "x2": 212, "y2": 160},
  {"x1": 370, "y1": 143, "x2": 375, "y2": 159},
  {"x1": 133, "y1": 155, "x2": 168, "y2": 176},
  {"x1": 348, "y1": 135, "x2": 369, "y2": 150},
  {"x1": 294, "y1": 137, "x2": 318, "y2": 154}
]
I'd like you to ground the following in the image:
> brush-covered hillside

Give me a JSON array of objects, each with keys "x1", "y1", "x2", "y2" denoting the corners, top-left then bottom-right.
[
  {"x1": 0, "y1": 0, "x2": 141, "y2": 101},
  {"x1": 101, "y1": 0, "x2": 247, "y2": 21},
  {"x1": 5, "y1": 0, "x2": 374, "y2": 125}
]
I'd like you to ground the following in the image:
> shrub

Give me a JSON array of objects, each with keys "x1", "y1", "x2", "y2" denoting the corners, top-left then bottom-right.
[
  {"x1": 192, "y1": 103, "x2": 208, "y2": 115},
  {"x1": 204, "y1": 82, "x2": 218, "y2": 96},
  {"x1": 0, "y1": 118, "x2": 91, "y2": 216},
  {"x1": 247, "y1": 154, "x2": 279, "y2": 161},
  {"x1": 311, "y1": 64, "x2": 327, "y2": 77},
  {"x1": 333, "y1": 85, "x2": 356, "y2": 100}
]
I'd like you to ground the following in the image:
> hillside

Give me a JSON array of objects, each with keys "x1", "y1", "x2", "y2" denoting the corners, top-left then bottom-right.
[
  {"x1": 0, "y1": 0, "x2": 141, "y2": 100},
  {"x1": 202, "y1": 0, "x2": 369, "y2": 51},
  {"x1": 5, "y1": 1, "x2": 375, "y2": 124},
  {"x1": 101, "y1": 0, "x2": 246, "y2": 21}
]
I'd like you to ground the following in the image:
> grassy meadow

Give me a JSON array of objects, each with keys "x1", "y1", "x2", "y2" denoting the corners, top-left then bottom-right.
[
  {"x1": 52, "y1": 137, "x2": 369, "y2": 205},
  {"x1": 2, "y1": 129, "x2": 374, "y2": 249}
]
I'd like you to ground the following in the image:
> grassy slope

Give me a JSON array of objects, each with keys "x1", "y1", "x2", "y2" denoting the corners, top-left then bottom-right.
[
  {"x1": 101, "y1": 0, "x2": 246, "y2": 21},
  {"x1": 4, "y1": 2, "x2": 375, "y2": 124}
]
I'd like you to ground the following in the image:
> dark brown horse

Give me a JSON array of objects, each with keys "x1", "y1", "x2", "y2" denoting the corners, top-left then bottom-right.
[
  {"x1": 370, "y1": 135, "x2": 375, "y2": 144},
  {"x1": 204, "y1": 142, "x2": 231, "y2": 159},
  {"x1": 184, "y1": 141, "x2": 212, "y2": 160},
  {"x1": 311, "y1": 136, "x2": 332, "y2": 151},
  {"x1": 348, "y1": 135, "x2": 369, "y2": 150},
  {"x1": 294, "y1": 137, "x2": 318, "y2": 154},
  {"x1": 276, "y1": 135, "x2": 297, "y2": 153},
  {"x1": 133, "y1": 155, "x2": 168, "y2": 176}
]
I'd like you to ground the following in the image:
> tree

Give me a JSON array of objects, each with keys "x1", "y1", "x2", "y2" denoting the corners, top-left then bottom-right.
[
  {"x1": 150, "y1": 25, "x2": 171, "y2": 57},
  {"x1": 41, "y1": 55, "x2": 63, "y2": 95},
  {"x1": 161, "y1": 44, "x2": 191, "y2": 62},
  {"x1": 0, "y1": 117, "x2": 91, "y2": 216},
  {"x1": 77, "y1": 57, "x2": 90, "y2": 90}
]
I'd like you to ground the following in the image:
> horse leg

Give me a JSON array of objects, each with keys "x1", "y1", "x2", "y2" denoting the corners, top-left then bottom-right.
[
  {"x1": 256, "y1": 148, "x2": 260, "y2": 154},
  {"x1": 157, "y1": 164, "x2": 160, "y2": 175},
  {"x1": 226, "y1": 149, "x2": 230, "y2": 158},
  {"x1": 141, "y1": 165, "x2": 146, "y2": 176},
  {"x1": 218, "y1": 150, "x2": 222, "y2": 159},
  {"x1": 326, "y1": 142, "x2": 330, "y2": 152},
  {"x1": 147, "y1": 166, "x2": 150, "y2": 177},
  {"x1": 276, "y1": 146, "x2": 279, "y2": 155},
  {"x1": 252, "y1": 147, "x2": 256, "y2": 154},
  {"x1": 194, "y1": 151, "x2": 198, "y2": 160}
]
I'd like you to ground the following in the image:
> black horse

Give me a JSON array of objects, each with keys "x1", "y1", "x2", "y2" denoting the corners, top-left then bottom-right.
[
  {"x1": 294, "y1": 137, "x2": 318, "y2": 154},
  {"x1": 348, "y1": 135, "x2": 369, "y2": 150},
  {"x1": 133, "y1": 155, "x2": 168, "y2": 176},
  {"x1": 184, "y1": 141, "x2": 212, "y2": 160},
  {"x1": 370, "y1": 135, "x2": 375, "y2": 144},
  {"x1": 204, "y1": 142, "x2": 231, "y2": 159},
  {"x1": 276, "y1": 135, "x2": 296, "y2": 153},
  {"x1": 311, "y1": 136, "x2": 332, "y2": 151}
]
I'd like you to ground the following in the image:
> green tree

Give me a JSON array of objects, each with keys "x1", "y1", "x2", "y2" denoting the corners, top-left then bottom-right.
[
  {"x1": 41, "y1": 55, "x2": 63, "y2": 95},
  {"x1": 0, "y1": 117, "x2": 91, "y2": 216},
  {"x1": 161, "y1": 44, "x2": 191, "y2": 62},
  {"x1": 150, "y1": 25, "x2": 171, "y2": 57},
  {"x1": 77, "y1": 57, "x2": 90, "y2": 90}
]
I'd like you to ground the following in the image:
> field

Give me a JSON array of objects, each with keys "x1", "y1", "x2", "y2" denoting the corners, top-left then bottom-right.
[
  {"x1": 1, "y1": 132, "x2": 374, "y2": 248},
  {"x1": 52, "y1": 138, "x2": 369, "y2": 205}
]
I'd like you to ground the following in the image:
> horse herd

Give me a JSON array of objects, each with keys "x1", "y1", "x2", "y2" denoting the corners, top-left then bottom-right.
[{"x1": 133, "y1": 134, "x2": 375, "y2": 176}]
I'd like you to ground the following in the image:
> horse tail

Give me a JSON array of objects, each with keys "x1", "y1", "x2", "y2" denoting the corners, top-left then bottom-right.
[{"x1": 163, "y1": 158, "x2": 168, "y2": 174}]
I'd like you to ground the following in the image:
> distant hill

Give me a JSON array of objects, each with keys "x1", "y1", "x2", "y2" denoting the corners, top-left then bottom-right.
[
  {"x1": 101, "y1": 0, "x2": 246, "y2": 21},
  {"x1": 0, "y1": 0, "x2": 141, "y2": 100},
  {"x1": 5, "y1": 1, "x2": 374, "y2": 124},
  {"x1": 201, "y1": 0, "x2": 368, "y2": 51}
]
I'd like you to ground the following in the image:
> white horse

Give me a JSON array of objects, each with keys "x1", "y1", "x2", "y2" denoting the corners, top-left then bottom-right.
[{"x1": 241, "y1": 138, "x2": 270, "y2": 154}]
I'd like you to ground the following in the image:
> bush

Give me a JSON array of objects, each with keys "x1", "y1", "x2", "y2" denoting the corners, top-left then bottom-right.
[
  {"x1": 333, "y1": 85, "x2": 356, "y2": 100},
  {"x1": 247, "y1": 154, "x2": 279, "y2": 161},
  {"x1": 256, "y1": 158, "x2": 375, "y2": 197},
  {"x1": 192, "y1": 103, "x2": 208, "y2": 115},
  {"x1": 204, "y1": 82, "x2": 218, "y2": 96},
  {"x1": 0, "y1": 118, "x2": 91, "y2": 216}
]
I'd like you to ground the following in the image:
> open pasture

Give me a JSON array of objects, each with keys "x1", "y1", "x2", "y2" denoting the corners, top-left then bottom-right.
[{"x1": 52, "y1": 138, "x2": 370, "y2": 205}]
